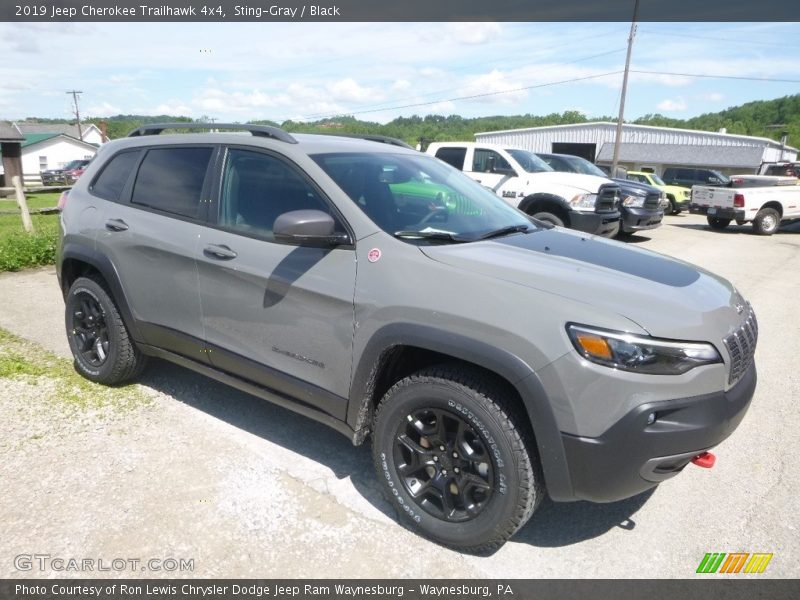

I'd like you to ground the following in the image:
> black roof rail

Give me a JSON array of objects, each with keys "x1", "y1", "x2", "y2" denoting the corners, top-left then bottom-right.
[
  {"x1": 322, "y1": 133, "x2": 415, "y2": 150},
  {"x1": 127, "y1": 122, "x2": 298, "y2": 144}
]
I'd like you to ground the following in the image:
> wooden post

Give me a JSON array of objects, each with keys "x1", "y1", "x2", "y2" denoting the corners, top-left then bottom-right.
[{"x1": 12, "y1": 175, "x2": 34, "y2": 233}]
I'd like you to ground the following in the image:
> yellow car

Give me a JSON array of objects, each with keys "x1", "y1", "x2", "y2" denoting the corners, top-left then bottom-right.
[{"x1": 626, "y1": 171, "x2": 691, "y2": 215}]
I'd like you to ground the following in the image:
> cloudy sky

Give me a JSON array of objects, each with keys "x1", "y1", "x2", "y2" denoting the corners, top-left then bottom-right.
[{"x1": 1, "y1": 21, "x2": 798, "y2": 123}]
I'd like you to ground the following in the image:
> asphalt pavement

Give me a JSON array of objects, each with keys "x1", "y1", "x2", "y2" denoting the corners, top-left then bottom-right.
[{"x1": 0, "y1": 213, "x2": 798, "y2": 578}]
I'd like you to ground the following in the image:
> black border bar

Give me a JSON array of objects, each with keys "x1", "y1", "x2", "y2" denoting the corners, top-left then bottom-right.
[{"x1": 3, "y1": 0, "x2": 799, "y2": 22}]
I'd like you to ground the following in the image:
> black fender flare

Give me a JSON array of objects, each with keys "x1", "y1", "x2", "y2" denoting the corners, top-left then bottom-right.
[
  {"x1": 348, "y1": 323, "x2": 575, "y2": 501},
  {"x1": 59, "y1": 243, "x2": 143, "y2": 343},
  {"x1": 518, "y1": 193, "x2": 571, "y2": 216}
]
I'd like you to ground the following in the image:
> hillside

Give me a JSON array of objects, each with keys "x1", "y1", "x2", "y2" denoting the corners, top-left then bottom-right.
[{"x1": 15, "y1": 94, "x2": 800, "y2": 148}]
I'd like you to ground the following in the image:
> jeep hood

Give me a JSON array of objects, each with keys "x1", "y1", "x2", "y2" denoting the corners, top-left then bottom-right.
[
  {"x1": 420, "y1": 228, "x2": 745, "y2": 343},
  {"x1": 526, "y1": 171, "x2": 612, "y2": 193}
]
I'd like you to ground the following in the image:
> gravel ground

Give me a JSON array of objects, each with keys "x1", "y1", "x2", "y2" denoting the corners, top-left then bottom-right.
[{"x1": 0, "y1": 213, "x2": 798, "y2": 579}]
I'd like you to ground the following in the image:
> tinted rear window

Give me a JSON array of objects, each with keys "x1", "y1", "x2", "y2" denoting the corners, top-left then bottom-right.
[
  {"x1": 131, "y1": 147, "x2": 213, "y2": 218},
  {"x1": 434, "y1": 147, "x2": 467, "y2": 170},
  {"x1": 91, "y1": 150, "x2": 140, "y2": 201}
]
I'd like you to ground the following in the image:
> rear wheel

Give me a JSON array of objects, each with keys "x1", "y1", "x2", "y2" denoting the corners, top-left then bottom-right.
[
  {"x1": 707, "y1": 216, "x2": 731, "y2": 230},
  {"x1": 65, "y1": 276, "x2": 147, "y2": 385},
  {"x1": 531, "y1": 211, "x2": 565, "y2": 227},
  {"x1": 752, "y1": 208, "x2": 780, "y2": 236},
  {"x1": 372, "y1": 365, "x2": 543, "y2": 552}
]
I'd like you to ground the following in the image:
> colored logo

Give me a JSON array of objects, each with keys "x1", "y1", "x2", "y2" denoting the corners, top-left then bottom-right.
[
  {"x1": 367, "y1": 248, "x2": 382, "y2": 263},
  {"x1": 696, "y1": 552, "x2": 773, "y2": 574}
]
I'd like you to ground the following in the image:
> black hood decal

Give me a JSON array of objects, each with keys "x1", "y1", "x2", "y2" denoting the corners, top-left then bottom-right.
[{"x1": 495, "y1": 230, "x2": 700, "y2": 288}]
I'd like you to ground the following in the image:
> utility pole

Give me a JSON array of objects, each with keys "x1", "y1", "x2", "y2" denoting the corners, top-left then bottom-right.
[
  {"x1": 611, "y1": 0, "x2": 640, "y2": 177},
  {"x1": 66, "y1": 90, "x2": 83, "y2": 141}
]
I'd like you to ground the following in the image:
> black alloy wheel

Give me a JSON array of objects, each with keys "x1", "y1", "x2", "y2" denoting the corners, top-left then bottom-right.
[
  {"x1": 70, "y1": 291, "x2": 110, "y2": 367},
  {"x1": 394, "y1": 407, "x2": 494, "y2": 522}
]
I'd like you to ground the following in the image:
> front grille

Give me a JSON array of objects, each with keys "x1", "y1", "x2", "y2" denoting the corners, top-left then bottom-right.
[
  {"x1": 723, "y1": 304, "x2": 758, "y2": 386},
  {"x1": 596, "y1": 184, "x2": 619, "y2": 213},
  {"x1": 644, "y1": 192, "x2": 661, "y2": 209}
]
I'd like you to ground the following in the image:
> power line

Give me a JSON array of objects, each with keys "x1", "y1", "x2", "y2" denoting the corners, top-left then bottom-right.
[
  {"x1": 293, "y1": 71, "x2": 624, "y2": 122},
  {"x1": 295, "y1": 47, "x2": 628, "y2": 121},
  {"x1": 630, "y1": 70, "x2": 800, "y2": 84},
  {"x1": 638, "y1": 27, "x2": 800, "y2": 50}
]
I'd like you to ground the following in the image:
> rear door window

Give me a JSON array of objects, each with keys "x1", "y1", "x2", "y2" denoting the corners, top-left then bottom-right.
[
  {"x1": 90, "y1": 150, "x2": 141, "y2": 201},
  {"x1": 131, "y1": 147, "x2": 213, "y2": 219},
  {"x1": 434, "y1": 147, "x2": 467, "y2": 170}
]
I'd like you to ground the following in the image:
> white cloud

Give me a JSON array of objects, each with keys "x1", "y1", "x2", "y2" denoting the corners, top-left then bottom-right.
[
  {"x1": 460, "y1": 70, "x2": 528, "y2": 105},
  {"x1": 327, "y1": 78, "x2": 383, "y2": 103},
  {"x1": 87, "y1": 102, "x2": 122, "y2": 117},
  {"x1": 392, "y1": 79, "x2": 411, "y2": 92},
  {"x1": 446, "y1": 23, "x2": 502, "y2": 45},
  {"x1": 657, "y1": 97, "x2": 688, "y2": 112},
  {"x1": 700, "y1": 92, "x2": 725, "y2": 102}
]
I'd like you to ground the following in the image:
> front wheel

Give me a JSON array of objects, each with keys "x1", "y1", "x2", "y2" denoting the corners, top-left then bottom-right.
[
  {"x1": 531, "y1": 211, "x2": 565, "y2": 227},
  {"x1": 372, "y1": 365, "x2": 543, "y2": 552},
  {"x1": 752, "y1": 208, "x2": 780, "y2": 236},
  {"x1": 707, "y1": 216, "x2": 731, "y2": 230}
]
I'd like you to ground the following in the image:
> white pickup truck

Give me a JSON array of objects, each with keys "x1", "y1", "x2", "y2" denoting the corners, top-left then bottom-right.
[
  {"x1": 690, "y1": 175, "x2": 800, "y2": 235},
  {"x1": 426, "y1": 142, "x2": 621, "y2": 237}
]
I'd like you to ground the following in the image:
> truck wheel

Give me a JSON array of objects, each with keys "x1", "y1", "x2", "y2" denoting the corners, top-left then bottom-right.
[
  {"x1": 707, "y1": 217, "x2": 731, "y2": 230},
  {"x1": 65, "y1": 276, "x2": 147, "y2": 385},
  {"x1": 752, "y1": 208, "x2": 780, "y2": 236},
  {"x1": 531, "y1": 211, "x2": 564, "y2": 227},
  {"x1": 372, "y1": 365, "x2": 543, "y2": 552}
]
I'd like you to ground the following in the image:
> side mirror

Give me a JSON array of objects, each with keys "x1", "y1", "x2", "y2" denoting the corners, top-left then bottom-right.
[{"x1": 273, "y1": 210, "x2": 350, "y2": 247}]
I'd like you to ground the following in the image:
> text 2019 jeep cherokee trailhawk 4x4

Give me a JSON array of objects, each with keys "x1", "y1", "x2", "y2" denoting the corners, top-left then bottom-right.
[{"x1": 57, "y1": 124, "x2": 758, "y2": 552}]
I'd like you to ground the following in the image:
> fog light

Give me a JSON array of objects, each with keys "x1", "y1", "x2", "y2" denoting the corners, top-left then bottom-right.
[{"x1": 646, "y1": 412, "x2": 657, "y2": 425}]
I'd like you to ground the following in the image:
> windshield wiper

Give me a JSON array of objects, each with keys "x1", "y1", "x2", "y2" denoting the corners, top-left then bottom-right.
[
  {"x1": 393, "y1": 230, "x2": 469, "y2": 243},
  {"x1": 472, "y1": 224, "x2": 532, "y2": 241}
]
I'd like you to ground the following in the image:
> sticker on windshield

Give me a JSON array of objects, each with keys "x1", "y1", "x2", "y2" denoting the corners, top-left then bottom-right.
[{"x1": 368, "y1": 248, "x2": 382, "y2": 263}]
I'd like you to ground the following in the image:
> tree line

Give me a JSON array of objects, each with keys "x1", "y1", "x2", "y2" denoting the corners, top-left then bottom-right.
[{"x1": 16, "y1": 94, "x2": 799, "y2": 148}]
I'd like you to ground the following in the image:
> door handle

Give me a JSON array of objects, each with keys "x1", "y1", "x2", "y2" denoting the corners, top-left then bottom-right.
[
  {"x1": 203, "y1": 244, "x2": 238, "y2": 260},
  {"x1": 105, "y1": 218, "x2": 128, "y2": 232}
]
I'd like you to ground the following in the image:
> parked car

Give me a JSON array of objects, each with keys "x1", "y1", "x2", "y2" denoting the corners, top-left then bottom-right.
[
  {"x1": 41, "y1": 159, "x2": 91, "y2": 186},
  {"x1": 626, "y1": 171, "x2": 691, "y2": 215},
  {"x1": 536, "y1": 153, "x2": 663, "y2": 236},
  {"x1": 662, "y1": 167, "x2": 730, "y2": 188},
  {"x1": 58, "y1": 123, "x2": 758, "y2": 551},
  {"x1": 691, "y1": 174, "x2": 800, "y2": 235},
  {"x1": 759, "y1": 161, "x2": 800, "y2": 178},
  {"x1": 427, "y1": 142, "x2": 621, "y2": 237}
]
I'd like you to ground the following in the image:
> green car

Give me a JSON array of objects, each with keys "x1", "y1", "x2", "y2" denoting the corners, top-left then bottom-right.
[{"x1": 626, "y1": 171, "x2": 691, "y2": 215}]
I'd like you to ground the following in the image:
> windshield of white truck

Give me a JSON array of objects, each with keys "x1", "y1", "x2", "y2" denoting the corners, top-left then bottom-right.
[{"x1": 505, "y1": 149, "x2": 553, "y2": 173}]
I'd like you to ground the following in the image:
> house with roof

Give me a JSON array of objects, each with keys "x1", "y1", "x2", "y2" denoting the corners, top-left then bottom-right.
[{"x1": 0, "y1": 122, "x2": 102, "y2": 183}]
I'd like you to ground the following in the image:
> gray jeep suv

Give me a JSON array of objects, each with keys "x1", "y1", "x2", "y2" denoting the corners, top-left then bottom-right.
[{"x1": 57, "y1": 124, "x2": 758, "y2": 552}]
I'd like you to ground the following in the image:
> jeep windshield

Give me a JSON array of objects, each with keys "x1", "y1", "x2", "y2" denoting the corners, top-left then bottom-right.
[
  {"x1": 505, "y1": 149, "x2": 553, "y2": 173},
  {"x1": 312, "y1": 152, "x2": 536, "y2": 243}
]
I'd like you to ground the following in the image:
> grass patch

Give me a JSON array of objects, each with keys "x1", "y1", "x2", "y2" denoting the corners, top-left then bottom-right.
[
  {"x1": 0, "y1": 327, "x2": 150, "y2": 412},
  {"x1": 0, "y1": 192, "x2": 61, "y2": 271}
]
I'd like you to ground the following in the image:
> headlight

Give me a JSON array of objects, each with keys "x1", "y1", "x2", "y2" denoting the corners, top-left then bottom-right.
[
  {"x1": 566, "y1": 324, "x2": 722, "y2": 375},
  {"x1": 568, "y1": 193, "x2": 598, "y2": 210},
  {"x1": 622, "y1": 194, "x2": 646, "y2": 207}
]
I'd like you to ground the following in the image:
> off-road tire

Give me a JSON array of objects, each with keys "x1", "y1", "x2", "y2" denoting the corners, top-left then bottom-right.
[
  {"x1": 372, "y1": 364, "x2": 543, "y2": 553},
  {"x1": 752, "y1": 208, "x2": 780, "y2": 236},
  {"x1": 707, "y1": 217, "x2": 731, "y2": 230},
  {"x1": 531, "y1": 211, "x2": 565, "y2": 227},
  {"x1": 65, "y1": 276, "x2": 147, "y2": 385}
]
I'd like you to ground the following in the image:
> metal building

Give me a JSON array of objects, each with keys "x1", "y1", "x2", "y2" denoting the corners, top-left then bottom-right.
[{"x1": 474, "y1": 122, "x2": 798, "y2": 176}]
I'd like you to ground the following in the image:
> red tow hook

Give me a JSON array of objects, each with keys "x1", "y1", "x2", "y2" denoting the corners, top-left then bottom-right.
[{"x1": 691, "y1": 451, "x2": 716, "y2": 469}]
